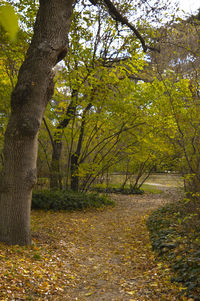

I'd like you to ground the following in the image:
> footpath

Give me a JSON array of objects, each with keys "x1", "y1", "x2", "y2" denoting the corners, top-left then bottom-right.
[{"x1": 0, "y1": 187, "x2": 186, "y2": 300}]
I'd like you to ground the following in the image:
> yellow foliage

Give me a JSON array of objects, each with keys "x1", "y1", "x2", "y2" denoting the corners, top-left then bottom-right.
[{"x1": 0, "y1": 4, "x2": 18, "y2": 41}]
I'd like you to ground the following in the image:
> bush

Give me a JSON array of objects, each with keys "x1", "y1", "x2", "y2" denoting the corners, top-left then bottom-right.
[
  {"x1": 91, "y1": 185, "x2": 144, "y2": 195},
  {"x1": 32, "y1": 190, "x2": 114, "y2": 211},
  {"x1": 147, "y1": 200, "x2": 200, "y2": 299}
]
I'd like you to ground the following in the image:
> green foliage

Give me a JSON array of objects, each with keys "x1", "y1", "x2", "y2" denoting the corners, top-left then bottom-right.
[
  {"x1": 0, "y1": 3, "x2": 18, "y2": 40},
  {"x1": 92, "y1": 183, "x2": 163, "y2": 194},
  {"x1": 32, "y1": 190, "x2": 114, "y2": 211},
  {"x1": 147, "y1": 200, "x2": 200, "y2": 299}
]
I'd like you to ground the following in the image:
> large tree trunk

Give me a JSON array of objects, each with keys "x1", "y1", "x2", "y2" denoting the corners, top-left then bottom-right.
[{"x1": 0, "y1": 0, "x2": 74, "y2": 245}]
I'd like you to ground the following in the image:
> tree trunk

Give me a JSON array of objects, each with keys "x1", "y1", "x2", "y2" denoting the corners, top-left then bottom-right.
[
  {"x1": 49, "y1": 92, "x2": 77, "y2": 190},
  {"x1": 50, "y1": 140, "x2": 63, "y2": 190},
  {"x1": 70, "y1": 103, "x2": 92, "y2": 191},
  {"x1": 70, "y1": 153, "x2": 79, "y2": 192},
  {"x1": 0, "y1": 0, "x2": 74, "y2": 245},
  {"x1": 43, "y1": 116, "x2": 63, "y2": 190}
]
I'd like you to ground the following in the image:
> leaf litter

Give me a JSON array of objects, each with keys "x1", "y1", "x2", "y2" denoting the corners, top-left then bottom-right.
[{"x1": 0, "y1": 187, "x2": 189, "y2": 300}]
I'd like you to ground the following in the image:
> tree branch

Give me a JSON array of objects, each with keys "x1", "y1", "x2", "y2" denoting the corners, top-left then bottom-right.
[
  {"x1": 89, "y1": 0, "x2": 159, "y2": 53},
  {"x1": 43, "y1": 117, "x2": 55, "y2": 151}
]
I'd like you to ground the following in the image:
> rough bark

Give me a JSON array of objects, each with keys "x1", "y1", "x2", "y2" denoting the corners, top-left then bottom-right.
[{"x1": 0, "y1": 0, "x2": 74, "y2": 245}]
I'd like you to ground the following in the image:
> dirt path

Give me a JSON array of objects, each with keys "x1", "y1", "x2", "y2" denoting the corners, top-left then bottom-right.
[
  {"x1": 41, "y1": 187, "x2": 184, "y2": 301},
  {"x1": 0, "y1": 187, "x2": 187, "y2": 300}
]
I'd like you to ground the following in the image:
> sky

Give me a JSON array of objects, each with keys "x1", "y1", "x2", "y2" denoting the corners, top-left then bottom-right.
[{"x1": 178, "y1": 0, "x2": 199, "y2": 14}]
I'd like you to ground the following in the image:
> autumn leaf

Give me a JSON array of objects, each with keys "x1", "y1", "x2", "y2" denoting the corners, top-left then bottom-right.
[
  {"x1": 0, "y1": 191, "x2": 190, "y2": 300},
  {"x1": 0, "y1": 4, "x2": 18, "y2": 40}
]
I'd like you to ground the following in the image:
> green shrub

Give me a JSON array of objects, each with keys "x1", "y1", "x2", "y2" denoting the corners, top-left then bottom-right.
[
  {"x1": 147, "y1": 200, "x2": 200, "y2": 299},
  {"x1": 32, "y1": 190, "x2": 114, "y2": 211},
  {"x1": 91, "y1": 183, "x2": 163, "y2": 194},
  {"x1": 91, "y1": 186, "x2": 144, "y2": 195}
]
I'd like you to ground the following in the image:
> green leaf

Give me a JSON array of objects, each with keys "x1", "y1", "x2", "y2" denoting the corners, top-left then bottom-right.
[{"x1": 0, "y1": 4, "x2": 19, "y2": 41}]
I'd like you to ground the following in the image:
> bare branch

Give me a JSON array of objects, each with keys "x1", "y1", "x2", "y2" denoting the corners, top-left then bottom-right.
[
  {"x1": 43, "y1": 117, "x2": 55, "y2": 150},
  {"x1": 89, "y1": 0, "x2": 159, "y2": 53}
]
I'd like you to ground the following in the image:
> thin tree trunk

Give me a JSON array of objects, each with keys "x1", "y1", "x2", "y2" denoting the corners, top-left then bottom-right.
[
  {"x1": 71, "y1": 153, "x2": 79, "y2": 191},
  {"x1": 0, "y1": 0, "x2": 74, "y2": 245},
  {"x1": 49, "y1": 91, "x2": 77, "y2": 190},
  {"x1": 121, "y1": 159, "x2": 130, "y2": 190},
  {"x1": 50, "y1": 141, "x2": 63, "y2": 190},
  {"x1": 137, "y1": 165, "x2": 155, "y2": 189},
  {"x1": 43, "y1": 117, "x2": 63, "y2": 189},
  {"x1": 70, "y1": 103, "x2": 92, "y2": 191}
]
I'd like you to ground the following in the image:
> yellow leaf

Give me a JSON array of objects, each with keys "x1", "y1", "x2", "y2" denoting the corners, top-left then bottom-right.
[
  {"x1": 85, "y1": 292, "x2": 94, "y2": 296},
  {"x1": 0, "y1": 4, "x2": 18, "y2": 40},
  {"x1": 150, "y1": 282, "x2": 158, "y2": 287}
]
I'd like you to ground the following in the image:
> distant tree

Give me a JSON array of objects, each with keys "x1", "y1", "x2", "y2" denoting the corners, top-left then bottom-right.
[{"x1": 151, "y1": 15, "x2": 200, "y2": 196}]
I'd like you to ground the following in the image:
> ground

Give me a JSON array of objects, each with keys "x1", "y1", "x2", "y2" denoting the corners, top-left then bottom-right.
[{"x1": 0, "y1": 186, "x2": 188, "y2": 300}]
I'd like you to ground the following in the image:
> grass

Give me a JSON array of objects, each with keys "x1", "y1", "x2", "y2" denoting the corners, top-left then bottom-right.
[
  {"x1": 91, "y1": 183, "x2": 163, "y2": 194},
  {"x1": 141, "y1": 183, "x2": 163, "y2": 194},
  {"x1": 106, "y1": 173, "x2": 183, "y2": 187}
]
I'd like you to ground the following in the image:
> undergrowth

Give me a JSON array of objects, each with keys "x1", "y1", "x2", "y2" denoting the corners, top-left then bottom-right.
[
  {"x1": 91, "y1": 184, "x2": 144, "y2": 195},
  {"x1": 147, "y1": 198, "x2": 200, "y2": 300},
  {"x1": 91, "y1": 183, "x2": 163, "y2": 194},
  {"x1": 32, "y1": 190, "x2": 114, "y2": 211}
]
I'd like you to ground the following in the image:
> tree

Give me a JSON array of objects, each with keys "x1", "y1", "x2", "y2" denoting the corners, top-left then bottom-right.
[
  {"x1": 43, "y1": 5, "x2": 151, "y2": 191},
  {"x1": 0, "y1": 0, "x2": 74, "y2": 245},
  {"x1": 0, "y1": 0, "x2": 172, "y2": 245},
  {"x1": 151, "y1": 14, "x2": 200, "y2": 196}
]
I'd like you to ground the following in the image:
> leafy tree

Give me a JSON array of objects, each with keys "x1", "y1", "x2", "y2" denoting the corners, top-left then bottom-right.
[
  {"x1": 43, "y1": 5, "x2": 151, "y2": 191},
  {"x1": 0, "y1": 0, "x2": 177, "y2": 245},
  {"x1": 151, "y1": 14, "x2": 200, "y2": 196}
]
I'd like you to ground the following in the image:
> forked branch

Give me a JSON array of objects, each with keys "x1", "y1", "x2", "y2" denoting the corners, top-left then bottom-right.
[{"x1": 89, "y1": 0, "x2": 159, "y2": 52}]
